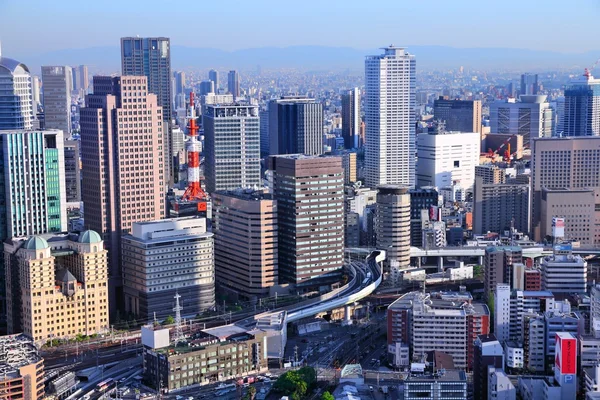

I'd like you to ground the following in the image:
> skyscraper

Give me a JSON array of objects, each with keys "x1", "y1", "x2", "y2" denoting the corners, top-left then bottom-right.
[
  {"x1": 203, "y1": 103, "x2": 261, "y2": 193},
  {"x1": 31, "y1": 75, "x2": 40, "y2": 114},
  {"x1": 227, "y1": 70, "x2": 240, "y2": 98},
  {"x1": 269, "y1": 155, "x2": 344, "y2": 288},
  {"x1": 0, "y1": 52, "x2": 33, "y2": 130},
  {"x1": 209, "y1": 69, "x2": 219, "y2": 92},
  {"x1": 41, "y1": 66, "x2": 72, "y2": 134},
  {"x1": 80, "y1": 76, "x2": 165, "y2": 312},
  {"x1": 64, "y1": 139, "x2": 81, "y2": 203},
  {"x1": 268, "y1": 96, "x2": 323, "y2": 156},
  {"x1": 341, "y1": 88, "x2": 360, "y2": 149},
  {"x1": 484, "y1": 246, "x2": 523, "y2": 300},
  {"x1": 72, "y1": 65, "x2": 89, "y2": 93},
  {"x1": 173, "y1": 70, "x2": 185, "y2": 97},
  {"x1": 473, "y1": 177, "x2": 530, "y2": 235},
  {"x1": 563, "y1": 71, "x2": 600, "y2": 137},
  {"x1": 121, "y1": 37, "x2": 172, "y2": 181},
  {"x1": 433, "y1": 97, "x2": 482, "y2": 134},
  {"x1": 365, "y1": 46, "x2": 416, "y2": 188},
  {"x1": 376, "y1": 185, "x2": 411, "y2": 269},
  {"x1": 489, "y1": 95, "x2": 554, "y2": 141},
  {"x1": 260, "y1": 109, "x2": 270, "y2": 158},
  {"x1": 520, "y1": 73, "x2": 539, "y2": 95},
  {"x1": 199, "y1": 80, "x2": 214, "y2": 96}
]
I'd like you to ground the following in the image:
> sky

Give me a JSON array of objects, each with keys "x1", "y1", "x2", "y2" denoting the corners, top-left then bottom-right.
[{"x1": 1, "y1": 0, "x2": 599, "y2": 57}]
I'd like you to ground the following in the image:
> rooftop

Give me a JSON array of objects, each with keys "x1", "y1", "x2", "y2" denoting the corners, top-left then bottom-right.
[
  {"x1": 405, "y1": 370, "x2": 466, "y2": 382},
  {"x1": 0, "y1": 334, "x2": 41, "y2": 378}
]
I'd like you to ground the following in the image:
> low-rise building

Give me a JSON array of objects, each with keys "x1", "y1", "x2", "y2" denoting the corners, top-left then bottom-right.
[
  {"x1": 0, "y1": 334, "x2": 44, "y2": 400},
  {"x1": 541, "y1": 244, "x2": 587, "y2": 294},
  {"x1": 404, "y1": 370, "x2": 467, "y2": 400},
  {"x1": 488, "y1": 367, "x2": 516, "y2": 400}
]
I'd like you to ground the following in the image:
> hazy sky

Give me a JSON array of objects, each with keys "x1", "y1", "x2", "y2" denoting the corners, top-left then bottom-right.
[{"x1": 1, "y1": 0, "x2": 599, "y2": 56}]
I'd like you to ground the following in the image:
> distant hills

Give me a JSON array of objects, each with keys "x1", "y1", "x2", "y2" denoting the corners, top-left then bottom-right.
[{"x1": 11, "y1": 45, "x2": 599, "y2": 73}]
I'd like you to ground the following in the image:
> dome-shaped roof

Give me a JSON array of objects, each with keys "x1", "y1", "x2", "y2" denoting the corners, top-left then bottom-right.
[
  {"x1": 78, "y1": 230, "x2": 102, "y2": 244},
  {"x1": 0, "y1": 57, "x2": 30, "y2": 75},
  {"x1": 23, "y1": 236, "x2": 49, "y2": 250}
]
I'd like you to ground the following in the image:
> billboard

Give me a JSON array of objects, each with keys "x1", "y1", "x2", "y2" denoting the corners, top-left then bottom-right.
[
  {"x1": 552, "y1": 217, "x2": 565, "y2": 238},
  {"x1": 554, "y1": 243, "x2": 573, "y2": 253},
  {"x1": 555, "y1": 332, "x2": 577, "y2": 375}
]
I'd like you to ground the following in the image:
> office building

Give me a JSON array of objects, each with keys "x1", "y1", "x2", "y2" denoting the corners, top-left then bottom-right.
[
  {"x1": 64, "y1": 139, "x2": 81, "y2": 203},
  {"x1": 208, "y1": 69, "x2": 219, "y2": 92},
  {"x1": 0, "y1": 53, "x2": 33, "y2": 130},
  {"x1": 545, "y1": 311, "x2": 583, "y2": 360},
  {"x1": 409, "y1": 188, "x2": 440, "y2": 247},
  {"x1": 345, "y1": 212, "x2": 360, "y2": 247},
  {"x1": 475, "y1": 164, "x2": 506, "y2": 185},
  {"x1": 365, "y1": 46, "x2": 416, "y2": 188},
  {"x1": 269, "y1": 155, "x2": 344, "y2": 288},
  {"x1": 488, "y1": 368, "x2": 516, "y2": 400},
  {"x1": 173, "y1": 71, "x2": 185, "y2": 97},
  {"x1": 591, "y1": 284, "x2": 600, "y2": 338},
  {"x1": 41, "y1": 66, "x2": 72, "y2": 134},
  {"x1": 142, "y1": 325, "x2": 267, "y2": 391},
  {"x1": 521, "y1": 73, "x2": 539, "y2": 95},
  {"x1": 387, "y1": 291, "x2": 489, "y2": 370},
  {"x1": 72, "y1": 64, "x2": 89, "y2": 93},
  {"x1": 416, "y1": 130, "x2": 479, "y2": 190},
  {"x1": 31, "y1": 75, "x2": 40, "y2": 114},
  {"x1": 541, "y1": 245, "x2": 587, "y2": 294},
  {"x1": 121, "y1": 37, "x2": 173, "y2": 181},
  {"x1": 345, "y1": 186, "x2": 378, "y2": 246},
  {"x1": 4, "y1": 231, "x2": 109, "y2": 341},
  {"x1": 80, "y1": 76, "x2": 165, "y2": 311},
  {"x1": 203, "y1": 103, "x2": 261, "y2": 193},
  {"x1": 433, "y1": 97, "x2": 482, "y2": 134},
  {"x1": 0, "y1": 334, "x2": 44, "y2": 400},
  {"x1": 213, "y1": 190, "x2": 277, "y2": 300},
  {"x1": 473, "y1": 178, "x2": 530, "y2": 235},
  {"x1": 404, "y1": 370, "x2": 467, "y2": 400},
  {"x1": 523, "y1": 313, "x2": 545, "y2": 372},
  {"x1": 376, "y1": 186, "x2": 411, "y2": 269},
  {"x1": 540, "y1": 188, "x2": 596, "y2": 245},
  {"x1": 268, "y1": 96, "x2": 323, "y2": 156},
  {"x1": 563, "y1": 71, "x2": 600, "y2": 136},
  {"x1": 473, "y1": 334, "x2": 504, "y2": 400},
  {"x1": 260, "y1": 109, "x2": 269, "y2": 157},
  {"x1": 199, "y1": 80, "x2": 214, "y2": 96},
  {"x1": 227, "y1": 70, "x2": 240, "y2": 98},
  {"x1": 484, "y1": 246, "x2": 523, "y2": 300},
  {"x1": 341, "y1": 88, "x2": 360, "y2": 149},
  {"x1": 489, "y1": 96, "x2": 554, "y2": 141},
  {"x1": 340, "y1": 151, "x2": 357, "y2": 184},
  {"x1": 530, "y1": 136, "x2": 600, "y2": 241},
  {"x1": 122, "y1": 218, "x2": 214, "y2": 321}
]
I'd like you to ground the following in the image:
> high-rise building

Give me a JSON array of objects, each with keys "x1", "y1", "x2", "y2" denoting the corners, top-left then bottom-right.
[
  {"x1": 365, "y1": 46, "x2": 416, "y2": 188},
  {"x1": 489, "y1": 96, "x2": 554, "y2": 141},
  {"x1": 340, "y1": 151, "x2": 357, "y2": 184},
  {"x1": 0, "y1": 334, "x2": 44, "y2": 400},
  {"x1": 122, "y1": 218, "x2": 214, "y2": 321},
  {"x1": 203, "y1": 103, "x2": 261, "y2": 193},
  {"x1": 484, "y1": 246, "x2": 523, "y2": 300},
  {"x1": 41, "y1": 66, "x2": 72, "y2": 134},
  {"x1": 63, "y1": 139, "x2": 81, "y2": 204},
  {"x1": 259, "y1": 109, "x2": 270, "y2": 158},
  {"x1": 80, "y1": 76, "x2": 165, "y2": 312},
  {"x1": 473, "y1": 178, "x2": 530, "y2": 235},
  {"x1": 475, "y1": 164, "x2": 506, "y2": 185},
  {"x1": 409, "y1": 188, "x2": 440, "y2": 247},
  {"x1": 473, "y1": 334, "x2": 505, "y2": 400},
  {"x1": 433, "y1": 97, "x2": 482, "y2": 134},
  {"x1": 5, "y1": 231, "x2": 108, "y2": 341},
  {"x1": 208, "y1": 69, "x2": 219, "y2": 92},
  {"x1": 376, "y1": 185, "x2": 411, "y2": 269},
  {"x1": 199, "y1": 80, "x2": 214, "y2": 96},
  {"x1": 213, "y1": 190, "x2": 277, "y2": 299},
  {"x1": 173, "y1": 71, "x2": 185, "y2": 97},
  {"x1": 0, "y1": 53, "x2": 33, "y2": 130},
  {"x1": 341, "y1": 88, "x2": 360, "y2": 149},
  {"x1": 31, "y1": 75, "x2": 40, "y2": 114},
  {"x1": 521, "y1": 73, "x2": 539, "y2": 95},
  {"x1": 268, "y1": 96, "x2": 324, "y2": 156},
  {"x1": 121, "y1": 37, "x2": 172, "y2": 181},
  {"x1": 416, "y1": 130, "x2": 479, "y2": 190},
  {"x1": 540, "y1": 188, "x2": 596, "y2": 244},
  {"x1": 227, "y1": 70, "x2": 240, "y2": 98},
  {"x1": 530, "y1": 137, "x2": 600, "y2": 241},
  {"x1": 72, "y1": 65, "x2": 89, "y2": 94},
  {"x1": 563, "y1": 71, "x2": 600, "y2": 137},
  {"x1": 269, "y1": 155, "x2": 344, "y2": 288},
  {"x1": 541, "y1": 244, "x2": 587, "y2": 294}
]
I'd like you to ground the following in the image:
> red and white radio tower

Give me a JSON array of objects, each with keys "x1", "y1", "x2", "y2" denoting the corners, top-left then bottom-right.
[{"x1": 182, "y1": 92, "x2": 208, "y2": 209}]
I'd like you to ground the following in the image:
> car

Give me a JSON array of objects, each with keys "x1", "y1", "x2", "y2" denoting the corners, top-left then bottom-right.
[{"x1": 369, "y1": 386, "x2": 374, "y2": 392}]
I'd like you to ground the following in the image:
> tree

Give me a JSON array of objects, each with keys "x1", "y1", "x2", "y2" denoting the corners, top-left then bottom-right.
[
  {"x1": 273, "y1": 368, "x2": 316, "y2": 399},
  {"x1": 163, "y1": 315, "x2": 175, "y2": 325},
  {"x1": 321, "y1": 391, "x2": 334, "y2": 400},
  {"x1": 473, "y1": 264, "x2": 483, "y2": 278},
  {"x1": 247, "y1": 386, "x2": 256, "y2": 400}
]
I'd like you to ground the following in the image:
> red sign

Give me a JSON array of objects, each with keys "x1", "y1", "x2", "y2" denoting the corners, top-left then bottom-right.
[{"x1": 555, "y1": 333, "x2": 577, "y2": 375}]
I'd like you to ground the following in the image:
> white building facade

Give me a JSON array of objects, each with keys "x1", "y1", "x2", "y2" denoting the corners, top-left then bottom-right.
[
  {"x1": 489, "y1": 95, "x2": 554, "y2": 141},
  {"x1": 365, "y1": 46, "x2": 416, "y2": 188}
]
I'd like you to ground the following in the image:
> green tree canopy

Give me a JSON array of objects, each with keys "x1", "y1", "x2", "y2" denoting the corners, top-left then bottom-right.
[{"x1": 321, "y1": 391, "x2": 334, "y2": 400}]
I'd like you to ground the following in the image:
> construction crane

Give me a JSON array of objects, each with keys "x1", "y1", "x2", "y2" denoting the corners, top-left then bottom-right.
[{"x1": 485, "y1": 134, "x2": 515, "y2": 161}]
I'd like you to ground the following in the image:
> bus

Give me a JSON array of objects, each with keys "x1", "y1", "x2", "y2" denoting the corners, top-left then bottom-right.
[{"x1": 96, "y1": 378, "x2": 115, "y2": 392}]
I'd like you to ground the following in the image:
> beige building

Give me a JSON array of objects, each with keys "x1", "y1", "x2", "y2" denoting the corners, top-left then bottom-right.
[
  {"x1": 213, "y1": 190, "x2": 277, "y2": 299},
  {"x1": 540, "y1": 188, "x2": 596, "y2": 244},
  {"x1": 531, "y1": 137, "x2": 600, "y2": 242},
  {"x1": 341, "y1": 151, "x2": 357, "y2": 184},
  {"x1": 5, "y1": 231, "x2": 109, "y2": 342},
  {"x1": 376, "y1": 185, "x2": 411, "y2": 269},
  {"x1": 475, "y1": 164, "x2": 506, "y2": 185},
  {"x1": 473, "y1": 178, "x2": 530, "y2": 235},
  {"x1": 0, "y1": 334, "x2": 44, "y2": 400}
]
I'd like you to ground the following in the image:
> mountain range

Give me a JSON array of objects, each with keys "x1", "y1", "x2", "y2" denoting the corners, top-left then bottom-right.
[{"x1": 10, "y1": 45, "x2": 599, "y2": 73}]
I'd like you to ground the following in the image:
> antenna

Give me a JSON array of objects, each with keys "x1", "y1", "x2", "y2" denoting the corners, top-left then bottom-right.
[{"x1": 173, "y1": 292, "x2": 185, "y2": 345}]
